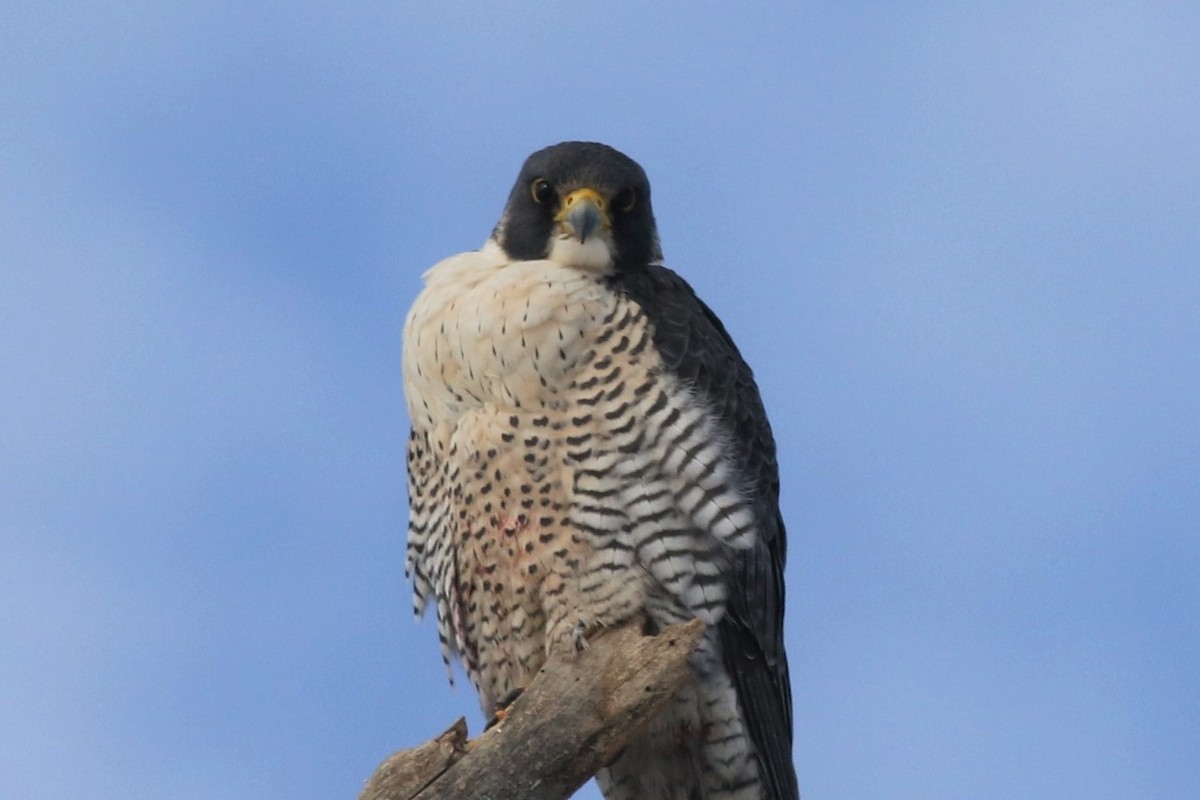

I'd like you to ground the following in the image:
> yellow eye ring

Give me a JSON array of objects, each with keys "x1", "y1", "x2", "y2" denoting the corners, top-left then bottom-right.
[{"x1": 530, "y1": 178, "x2": 554, "y2": 205}]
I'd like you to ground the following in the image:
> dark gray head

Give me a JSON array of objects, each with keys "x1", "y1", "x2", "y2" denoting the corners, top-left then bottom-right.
[{"x1": 492, "y1": 142, "x2": 662, "y2": 271}]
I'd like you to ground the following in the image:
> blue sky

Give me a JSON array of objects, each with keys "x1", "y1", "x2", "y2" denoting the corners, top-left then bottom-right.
[{"x1": 3, "y1": 2, "x2": 1198, "y2": 798}]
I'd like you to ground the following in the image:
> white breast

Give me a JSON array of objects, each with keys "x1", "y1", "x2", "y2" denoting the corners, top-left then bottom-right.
[{"x1": 403, "y1": 240, "x2": 615, "y2": 428}]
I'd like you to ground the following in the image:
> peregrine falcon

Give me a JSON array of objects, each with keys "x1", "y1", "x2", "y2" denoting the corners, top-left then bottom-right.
[{"x1": 403, "y1": 142, "x2": 798, "y2": 800}]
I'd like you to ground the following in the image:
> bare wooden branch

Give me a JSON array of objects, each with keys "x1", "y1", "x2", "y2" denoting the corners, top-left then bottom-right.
[
  {"x1": 361, "y1": 618, "x2": 706, "y2": 800},
  {"x1": 361, "y1": 718, "x2": 470, "y2": 800}
]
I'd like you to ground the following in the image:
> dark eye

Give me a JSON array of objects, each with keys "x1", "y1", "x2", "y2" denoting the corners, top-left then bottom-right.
[
  {"x1": 530, "y1": 178, "x2": 554, "y2": 205},
  {"x1": 614, "y1": 187, "x2": 637, "y2": 212}
]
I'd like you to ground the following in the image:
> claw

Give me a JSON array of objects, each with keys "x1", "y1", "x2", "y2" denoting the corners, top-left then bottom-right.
[
  {"x1": 572, "y1": 620, "x2": 590, "y2": 652},
  {"x1": 485, "y1": 686, "x2": 525, "y2": 730},
  {"x1": 546, "y1": 614, "x2": 597, "y2": 656}
]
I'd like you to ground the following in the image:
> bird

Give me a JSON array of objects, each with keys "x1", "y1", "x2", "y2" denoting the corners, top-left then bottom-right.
[{"x1": 402, "y1": 141, "x2": 798, "y2": 800}]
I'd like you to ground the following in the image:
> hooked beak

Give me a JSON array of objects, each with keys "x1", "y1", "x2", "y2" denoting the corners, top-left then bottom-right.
[{"x1": 556, "y1": 187, "x2": 610, "y2": 244}]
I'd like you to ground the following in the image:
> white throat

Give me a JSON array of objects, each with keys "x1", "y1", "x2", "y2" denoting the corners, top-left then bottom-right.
[{"x1": 546, "y1": 233, "x2": 614, "y2": 273}]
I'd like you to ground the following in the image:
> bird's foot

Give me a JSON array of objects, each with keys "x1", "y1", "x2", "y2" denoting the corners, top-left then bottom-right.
[
  {"x1": 546, "y1": 614, "x2": 597, "y2": 656},
  {"x1": 571, "y1": 619, "x2": 590, "y2": 651},
  {"x1": 485, "y1": 687, "x2": 525, "y2": 730}
]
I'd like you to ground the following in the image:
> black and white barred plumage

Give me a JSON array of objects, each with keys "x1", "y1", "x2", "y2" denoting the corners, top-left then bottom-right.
[{"x1": 403, "y1": 142, "x2": 798, "y2": 799}]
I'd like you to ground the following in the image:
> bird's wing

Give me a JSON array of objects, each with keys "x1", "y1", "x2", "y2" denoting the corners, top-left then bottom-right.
[{"x1": 611, "y1": 264, "x2": 799, "y2": 800}]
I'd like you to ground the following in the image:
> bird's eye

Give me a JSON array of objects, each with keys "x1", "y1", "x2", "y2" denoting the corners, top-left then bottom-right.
[
  {"x1": 530, "y1": 178, "x2": 554, "y2": 205},
  {"x1": 614, "y1": 187, "x2": 637, "y2": 213}
]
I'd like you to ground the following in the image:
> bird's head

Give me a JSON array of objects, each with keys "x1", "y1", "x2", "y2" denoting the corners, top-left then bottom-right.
[{"x1": 492, "y1": 142, "x2": 661, "y2": 272}]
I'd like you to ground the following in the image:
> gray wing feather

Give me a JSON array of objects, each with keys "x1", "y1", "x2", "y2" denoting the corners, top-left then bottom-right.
[{"x1": 611, "y1": 266, "x2": 798, "y2": 800}]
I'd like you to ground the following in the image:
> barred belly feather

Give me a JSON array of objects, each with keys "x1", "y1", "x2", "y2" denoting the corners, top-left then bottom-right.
[
  {"x1": 403, "y1": 242, "x2": 765, "y2": 798},
  {"x1": 402, "y1": 142, "x2": 798, "y2": 800}
]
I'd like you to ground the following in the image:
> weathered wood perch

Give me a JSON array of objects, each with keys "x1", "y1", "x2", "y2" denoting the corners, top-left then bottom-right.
[{"x1": 361, "y1": 618, "x2": 707, "y2": 800}]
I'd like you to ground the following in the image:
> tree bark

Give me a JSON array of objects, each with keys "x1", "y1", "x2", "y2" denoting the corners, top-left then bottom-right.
[{"x1": 361, "y1": 618, "x2": 706, "y2": 800}]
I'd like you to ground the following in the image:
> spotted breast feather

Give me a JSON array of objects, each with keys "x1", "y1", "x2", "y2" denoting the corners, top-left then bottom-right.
[{"x1": 402, "y1": 141, "x2": 798, "y2": 800}]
